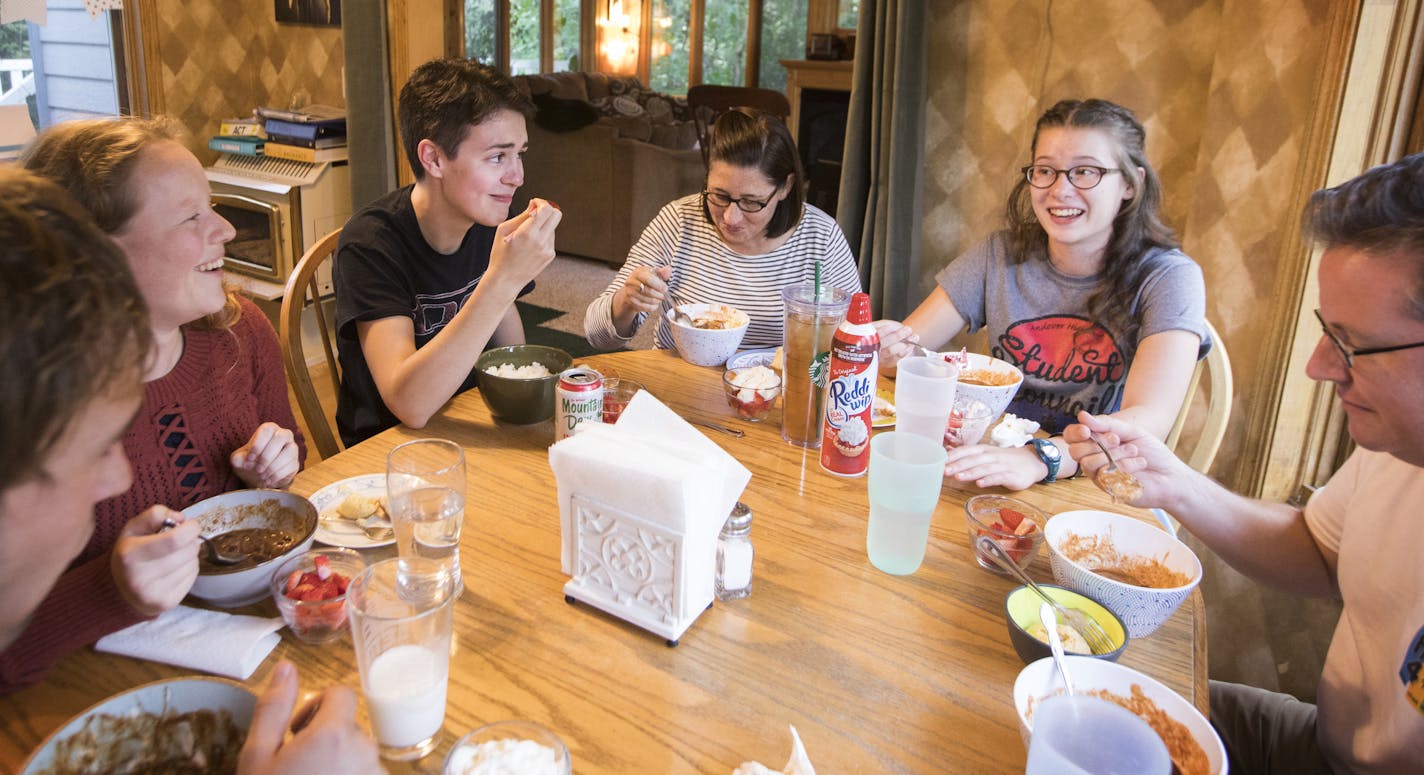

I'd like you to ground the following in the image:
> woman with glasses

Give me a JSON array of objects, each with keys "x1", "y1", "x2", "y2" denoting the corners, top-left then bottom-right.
[
  {"x1": 584, "y1": 108, "x2": 861, "y2": 350},
  {"x1": 878, "y1": 98, "x2": 1209, "y2": 491}
]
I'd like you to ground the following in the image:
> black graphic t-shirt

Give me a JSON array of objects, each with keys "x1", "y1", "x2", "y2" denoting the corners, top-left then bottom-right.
[
  {"x1": 937, "y1": 232, "x2": 1209, "y2": 434},
  {"x1": 334, "y1": 185, "x2": 533, "y2": 446}
]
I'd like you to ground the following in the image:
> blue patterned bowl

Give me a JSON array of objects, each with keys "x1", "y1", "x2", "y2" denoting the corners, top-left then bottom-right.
[{"x1": 1044, "y1": 510, "x2": 1202, "y2": 638}]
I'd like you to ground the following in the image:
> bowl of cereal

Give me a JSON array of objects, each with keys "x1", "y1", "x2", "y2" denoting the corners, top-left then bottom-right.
[
  {"x1": 1014, "y1": 657, "x2": 1226, "y2": 775},
  {"x1": 1003, "y1": 583, "x2": 1127, "y2": 664},
  {"x1": 186, "y1": 489, "x2": 319, "y2": 608},
  {"x1": 955, "y1": 352, "x2": 1024, "y2": 420},
  {"x1": 474, "y1": 345, "x2": 573, "y2": 424},
  {"x1": 1045, "y1": 510, "x2": 1203, "y2": 638},
  {"x1": 665, "y1": 303, "x2": 749, "y2": 367},
  {"x1": 444, "y1": 719, "x2": 571, "y2": 775}
]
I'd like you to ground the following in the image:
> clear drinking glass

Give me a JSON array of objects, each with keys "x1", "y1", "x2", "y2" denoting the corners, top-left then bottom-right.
[
  {"x1": 944, "y1": 397, "x2": 995, "y2": 449},
  {"x1": 387, "y1": 439, "x2": 466, "y2": 596},
  {"x1": 866, "y1": 432, "x2": 948, "y2": 575},
  {"x1": 780, "y1": 282, "x2": 850, "y2": 447},
  {"x1": 347, "y1": 557, "x2": 457, "y2": 761},
  {"x1": 893, "y1": 356, "x2": 959, "y2": 442}
]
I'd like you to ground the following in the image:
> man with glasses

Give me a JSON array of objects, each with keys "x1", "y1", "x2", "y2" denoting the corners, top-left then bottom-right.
[{"x1": 1067, "y1": 154, "x2": 1424, "y2": 773}]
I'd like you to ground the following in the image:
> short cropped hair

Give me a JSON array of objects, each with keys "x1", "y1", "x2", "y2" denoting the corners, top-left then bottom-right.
[
  {"x1": 1303, "y1": 152, "x2": 1424, "y2": 318},
  {"x1": 398, "y1": 57, "x2": 534, "y2": 180},
  {"x1": 702, "y1": 108, "x2": 807, "y2": 239},
  {"x1": 0, "y1": 168, "x2": 149, "y2": 492}
]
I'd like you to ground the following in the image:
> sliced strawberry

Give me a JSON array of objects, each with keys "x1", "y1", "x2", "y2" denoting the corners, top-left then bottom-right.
[
  {"x1": 999, "y1": 508, "x2": 1025, "y2": 530},
  {"x1": 284, "y1": 570, "x2": 304, "y2": 594},
  {"x1": 313, "y1": 554, "x2": 332, "y2": 581},
  {"x1": 1013, "y1": 520, "x2": 1037, "y2": 536}
]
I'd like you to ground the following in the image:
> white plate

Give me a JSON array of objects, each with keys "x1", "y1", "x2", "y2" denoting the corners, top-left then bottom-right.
[
  {"x1": 726, "y1": 347, "x2": 777, "y2": 371},
  {"x1": 310, "y1": 474, "x2": 395, "y2": 549},
  {"x1": 21, "y1": 677, "x2": 256, "y2": 774}
]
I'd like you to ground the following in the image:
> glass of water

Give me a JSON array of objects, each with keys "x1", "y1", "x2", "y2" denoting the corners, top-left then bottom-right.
[{"x1": 387, "y1": 439, "x2": 466, "y2": 596}]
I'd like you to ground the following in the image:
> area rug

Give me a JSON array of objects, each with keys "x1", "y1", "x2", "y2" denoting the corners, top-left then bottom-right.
[{"x1": 517, "y1": 300, "x2": 613, "y2": 358}]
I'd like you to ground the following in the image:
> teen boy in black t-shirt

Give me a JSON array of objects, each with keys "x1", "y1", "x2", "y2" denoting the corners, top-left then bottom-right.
[{"x1": 335, "y1": 57, "x2": 561, "y2": 445}]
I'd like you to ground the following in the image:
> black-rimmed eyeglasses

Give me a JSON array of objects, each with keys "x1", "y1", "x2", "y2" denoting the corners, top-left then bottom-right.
[
  {"x1": 1021, "y1": 165, "x2": 1121, "y2": 190},
  {"x1": 1314, "y1": 309, "x2": 1424, "y2": 368},
  {"x1": 703, "y1": 190, "x2": 773, "y2": 213}
]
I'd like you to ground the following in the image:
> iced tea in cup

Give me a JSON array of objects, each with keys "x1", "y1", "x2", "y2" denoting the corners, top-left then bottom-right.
[
  {"x1": 780, "y1": 283, "x2": 850, "y2": 447},
  {"x1": 347, "y1": 557, "x2": 456, "y2": 761},
  {"x1": 388, "y1": 439, "x2": 465, "y2": 597}
]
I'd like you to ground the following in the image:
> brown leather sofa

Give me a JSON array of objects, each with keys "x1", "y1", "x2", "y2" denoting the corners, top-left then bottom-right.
[{"x1": 512, "y1": 72, "x2": 706, "y2": 267}]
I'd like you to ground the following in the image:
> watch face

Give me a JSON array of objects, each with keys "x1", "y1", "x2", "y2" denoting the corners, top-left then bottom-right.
[{"x1": 1035, "y1": 439, "x2": 1060, "y2": 461}]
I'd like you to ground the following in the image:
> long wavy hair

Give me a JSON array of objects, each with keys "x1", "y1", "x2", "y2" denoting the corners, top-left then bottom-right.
[
  {"x1": 23, "y1": 117, "x2": 243, "y2": 331},
  {"x1": 1004, "y1": 99, "x2": 1178, "y2": 349}
]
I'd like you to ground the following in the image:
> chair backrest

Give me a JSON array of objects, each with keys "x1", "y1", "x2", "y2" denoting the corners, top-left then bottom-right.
[
  {"x1": 686, "y1": 84, "x2": 792, "y2": 168},
  {"x1": 280, "y1": 228, "x2": 344, "y2": 460},
  {"x1": 1165, "y1": 318, "x2": 1233, "y2": 473}
]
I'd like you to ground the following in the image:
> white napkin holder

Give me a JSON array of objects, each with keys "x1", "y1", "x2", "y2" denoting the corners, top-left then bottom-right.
[{"x1": 549, "y1": 392, "x2": 750, "y2": 645}]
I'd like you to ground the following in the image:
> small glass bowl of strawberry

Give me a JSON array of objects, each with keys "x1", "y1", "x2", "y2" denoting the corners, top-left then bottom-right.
[
  {"x1": 964, "y1": 495, "x2": 1048, "y2": 573},
  {"x1": 722, "y1": 366, "x2": 781, "y2": 422},
  {"x1": 270, "y1": 548, "x2": 365, "y2": 643}
]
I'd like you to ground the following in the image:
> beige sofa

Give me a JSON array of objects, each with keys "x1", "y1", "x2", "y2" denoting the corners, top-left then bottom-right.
[{"x1": 513, "y1": 72, "x2": 706, "y2": 267}]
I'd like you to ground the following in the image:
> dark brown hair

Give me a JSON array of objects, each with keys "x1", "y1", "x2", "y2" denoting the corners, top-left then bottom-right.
[
  {"x1": 23, "y1": 117, "x2": 243, "y2": 330},
  {"x1": 1005, "y1": 99, "x2": 1178, "y2": 349},
  {"x1": 0, "y1": 168, "x2": 149, "y2": 491},
  {"x1": 1303, "y1": 152, "x2": 1424, "y2": 319},
  {"x1": 398, "y1": 56, "x2": 534, "y2": 180},
  {"x1": 702, "y1": 108, "x2": 807, "y2": 239}
]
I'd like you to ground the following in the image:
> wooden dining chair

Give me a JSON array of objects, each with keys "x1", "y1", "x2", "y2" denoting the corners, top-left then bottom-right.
[
  {"x1": 686, "y1": 84, "x2": 793, "y2": 168},
  {"x1": 279, "y1": 228, "x2": 344, "y2": 460},
  {"x1": 1154, "y1": 318, "x2": 1233, "y2": 535}
]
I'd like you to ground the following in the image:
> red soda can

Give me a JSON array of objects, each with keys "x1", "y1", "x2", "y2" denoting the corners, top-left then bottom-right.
[
  {"x1": 820, "y1": 293, "x2": 879, "y2": 476},
  {"x1": 556, "y1": 367, "x2": 604, "y2": 441}
]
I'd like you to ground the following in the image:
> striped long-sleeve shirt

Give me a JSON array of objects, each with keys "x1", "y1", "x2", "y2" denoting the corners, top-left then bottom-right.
[{"x1": 584, "y1": 194, "x2": 862, "y2": 351}]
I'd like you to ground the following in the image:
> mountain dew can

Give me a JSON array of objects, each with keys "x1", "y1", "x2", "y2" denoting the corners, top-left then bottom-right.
[{"x1": 556, "y1": 367, "x2": 603, "y2": 441}]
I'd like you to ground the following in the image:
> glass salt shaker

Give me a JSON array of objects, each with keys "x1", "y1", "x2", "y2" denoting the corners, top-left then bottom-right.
[{"x1": 716, "y1": 502, "x2": 754, "y2": 601}]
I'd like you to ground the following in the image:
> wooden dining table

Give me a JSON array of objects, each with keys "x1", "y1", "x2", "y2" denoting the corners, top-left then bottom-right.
[{"x1": 0, "y1": 348, "x2": 1206, "y2": 774}]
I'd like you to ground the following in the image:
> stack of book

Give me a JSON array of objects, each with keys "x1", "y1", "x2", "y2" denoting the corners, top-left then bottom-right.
[
  {"x1": 208, "y1": 117, "x2": 266, "y2": 156},
  {"x1": 259, "y1": 105, "x2": 348, "y2": 164}
]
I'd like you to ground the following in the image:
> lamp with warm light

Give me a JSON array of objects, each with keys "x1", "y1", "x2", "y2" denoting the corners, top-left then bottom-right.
[{"x1": 597, "y1": 0, "x2": 641, "y2": 74}]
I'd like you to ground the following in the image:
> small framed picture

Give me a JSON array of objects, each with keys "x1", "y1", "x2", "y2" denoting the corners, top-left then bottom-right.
[{"x1": 275, "y1": 0, "x2": 342, "y2": 27}]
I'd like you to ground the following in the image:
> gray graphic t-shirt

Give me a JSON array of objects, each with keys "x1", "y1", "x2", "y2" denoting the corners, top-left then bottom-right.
[{"x1": 937, "y1": 232, "x2": 1209, "y2": 434}]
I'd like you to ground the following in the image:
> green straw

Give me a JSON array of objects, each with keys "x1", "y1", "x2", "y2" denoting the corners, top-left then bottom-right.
[{"x1": 814, "y1": 260, "x2": 822, "y2": 301}]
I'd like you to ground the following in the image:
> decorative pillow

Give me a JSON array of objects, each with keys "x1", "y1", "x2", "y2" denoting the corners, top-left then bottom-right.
[
  {"x1": 612, "y1": 95, "x2": 645, "y2": 117},
  {"x1": 531, "y1": 92, "x2": 600, "y2": 133},
  {"x1": 648, "y1": 121, "x2": 700, "y2": 150},
  {"x1": 643, "y1": 95, "x2": 672, "y2": 123}
]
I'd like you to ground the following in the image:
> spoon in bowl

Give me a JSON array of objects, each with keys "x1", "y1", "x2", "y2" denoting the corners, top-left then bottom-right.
[
  {"x1": 159, "y1": 518, "x2": 244, "y2": 566},
  {"x1": 1040, "y1": 601, "x2": 1076, "y2": 696},
  {"x1": 1089, "y1": 435, "x2": 1144, "y2": 504}
]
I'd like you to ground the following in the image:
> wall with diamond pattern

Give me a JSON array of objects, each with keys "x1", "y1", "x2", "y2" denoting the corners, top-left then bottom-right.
[{"x1": 153, "y1": 0, "x2": 344, "y2": 162}]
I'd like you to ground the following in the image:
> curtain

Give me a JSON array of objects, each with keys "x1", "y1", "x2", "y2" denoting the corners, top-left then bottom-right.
[
  {"x1": 835, "y1": 0, "x2": 929, "y2": 319},
  {"x1": 342, "y1": 3, "x2": 399, "y2": 210}
]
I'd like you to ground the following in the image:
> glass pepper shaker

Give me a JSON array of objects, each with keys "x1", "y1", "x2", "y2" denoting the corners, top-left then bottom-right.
[{"x1": 716, "y1": 502, "x2": 754, "y2": 601}]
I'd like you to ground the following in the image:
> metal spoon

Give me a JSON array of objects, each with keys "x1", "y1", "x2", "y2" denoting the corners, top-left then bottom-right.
[
  {"x1": 689, "y1": 418, "x2": 746, "y2": 438},
  {"x1": 1089, "y1": 435, "x2": 1144, "y2": 504},
  {"x1": 160, "y1": 518, "x2": 244, "y2": 566},
  {"x1": 670, "y1": 306, "x2": 696, "y2": 327},
  {"x1": 1040, "y1": 601, "x2": 1076, "y2": 696}
]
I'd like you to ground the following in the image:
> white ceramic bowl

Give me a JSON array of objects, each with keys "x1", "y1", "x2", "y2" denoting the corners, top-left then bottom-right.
[
  {"x1": 1045, "y1": 510, "x2": 1202, "y2": 638},
  {"x1": 20, "y1": 677, "x2": 257, "y2": 774},
  {"x1": 444, "y1": 719, "x2": 572, "y2": 774},
  {"x1": 1013, "y1": 656, "x2": 1226, "y2": 775},
  {"x1": 186, "y1": 489, "x2": 319, "y2": 608},
  {"x1": 665, "y1": 303, "x2": 749, "y2": 367},
  {"x1": 955, "y1": 352, "x2": 1024, "y2": 420}
]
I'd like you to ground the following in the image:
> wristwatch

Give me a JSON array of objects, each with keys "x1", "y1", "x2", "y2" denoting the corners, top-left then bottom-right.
[{"x1": 1030, "y1": 438, "x2": 1061, "y2": 484}]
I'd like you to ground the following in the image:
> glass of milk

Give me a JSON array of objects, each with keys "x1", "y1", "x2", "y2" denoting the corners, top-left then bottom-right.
[
  {"x1": 347, "y1": 557, "x2": 457, "y2": 760},
  {"x1": 387, "y1": 439, "x2": 466, "y2": 596}
]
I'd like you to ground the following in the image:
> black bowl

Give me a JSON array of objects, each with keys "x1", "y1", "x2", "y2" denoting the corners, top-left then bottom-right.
[{"x1": 474, "y1": 345, "x2": 573, "y2": 424}]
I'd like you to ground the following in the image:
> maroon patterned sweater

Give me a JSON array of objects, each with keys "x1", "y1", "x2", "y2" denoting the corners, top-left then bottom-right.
[{"x1": 0, "y1": 297, "x2": 305, "y2": 692}]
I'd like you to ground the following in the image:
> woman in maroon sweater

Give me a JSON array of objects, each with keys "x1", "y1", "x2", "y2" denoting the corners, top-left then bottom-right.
[{"x1": 5, "y1": 118, "x2": 306, "y2": 691}]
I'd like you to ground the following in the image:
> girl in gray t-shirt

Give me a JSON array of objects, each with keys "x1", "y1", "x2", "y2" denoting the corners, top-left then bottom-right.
[{"x1": 878, "y1": 99, "x2": 1209, "y2": 492}]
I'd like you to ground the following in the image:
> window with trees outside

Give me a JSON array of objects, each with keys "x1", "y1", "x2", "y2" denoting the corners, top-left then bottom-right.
[{"x1": 463, "y1": 0, "x2": 811, "y2": 94}]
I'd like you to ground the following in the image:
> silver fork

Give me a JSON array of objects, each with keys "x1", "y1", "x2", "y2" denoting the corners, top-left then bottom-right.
[{"x1": 975, "y1": 536, "x2": 1117, "y2": 656}]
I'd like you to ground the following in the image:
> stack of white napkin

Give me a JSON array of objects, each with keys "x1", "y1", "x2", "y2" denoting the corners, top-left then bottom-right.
[
  {"x1": 95, "y1": 605, "x2": 284, "y2": 680},
  {"x1": 548, "y1": 390, "x2": 751, "y2": 638}
]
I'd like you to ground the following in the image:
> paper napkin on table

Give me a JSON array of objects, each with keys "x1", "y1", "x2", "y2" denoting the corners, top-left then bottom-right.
[
  {"x1": 95, "y1": 605, "x2": 284, "y2": 680},
  {"x1": 733, "y1": 725, "x2": 816, "y2": 775}
]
